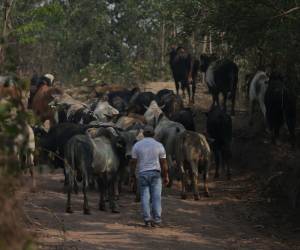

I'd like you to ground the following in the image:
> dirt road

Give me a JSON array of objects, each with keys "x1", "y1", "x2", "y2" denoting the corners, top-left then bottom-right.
[{"x1": 22, "y1": 82, "x2": 300, "y2": 250}]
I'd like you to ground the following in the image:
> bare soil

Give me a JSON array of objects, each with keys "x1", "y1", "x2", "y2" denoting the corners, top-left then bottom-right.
[{"x1": 21, "y1": 81, "x2": 300, "y2": 250}]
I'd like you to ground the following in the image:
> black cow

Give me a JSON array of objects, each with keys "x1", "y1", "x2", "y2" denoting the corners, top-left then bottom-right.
[
  {"x1": 155, "y1": 89, "x2": 174, "y2": 104},
  {"x1": 155, "y1": 89, "x2": 184, "y2": 118},
  {"x1": 65, "y1": 128, "x2": 126, "y2": 214},
  {"x1": 264, "y1": 72, "x2": 296, "y2": 146},
  {"x1": 127, "y1": 91, "x2": 156, "y2": 114},
  {"x1": 200, "y1": 54, "x2": 238, "y2": 115},
  {"x1": 35, "y1": 123, "x2": 90, "y2": 185},
  {"x1": 68, "y1": 108, "x2": 97, "y2": 124},
  {"x1": 206, "y1": 105, "x2": 232, "y2": 179},
  {"x1": 170, "y1": 107, "x2": 195, "y2": 131},
  {"x1": 64, "y1": 134, "x2": 94, "y2": 214},
  {"x1": 107, "y1": 87, "x2": 140, "y2": 113},
  {"x1": 169, "y1": 46, "x2": 199, "y2": 103}
]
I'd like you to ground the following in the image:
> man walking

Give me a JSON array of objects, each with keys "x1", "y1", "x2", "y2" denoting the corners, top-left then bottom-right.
[{"x1": 131, "y1": 126, "x2": 169, "y2": 227}]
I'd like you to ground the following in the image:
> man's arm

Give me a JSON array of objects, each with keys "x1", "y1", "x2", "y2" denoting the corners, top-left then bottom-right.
[{"x1": 159, "y1": 158, "x2": 169, "y2": 186}]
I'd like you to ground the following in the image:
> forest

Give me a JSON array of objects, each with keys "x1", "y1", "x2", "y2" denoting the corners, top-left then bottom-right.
[
  {"x1": 1, "y1": 1, "x2": 300, "y2": 249},
  {"x1": 1, "y1": 0, "x2": 299, "y2": 84}
]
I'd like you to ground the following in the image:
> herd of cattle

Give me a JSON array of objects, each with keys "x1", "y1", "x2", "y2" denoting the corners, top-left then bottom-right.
[{"x1": 0, "y1": 49, "x2": 297, "y2": 214}]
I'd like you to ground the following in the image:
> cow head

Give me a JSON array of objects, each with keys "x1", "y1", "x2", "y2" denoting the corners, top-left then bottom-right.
[
  {"x1": 199, "y1": 54, "x2": 210, "y2": 72},
  {"x1": 94, "y1": 100, "x2": 119, "y2": 121},
  {"x1": 80, "y1": 108, "x2": 97, "y2": 124},
  {"x1": 143, "y1": 100, "x2": 164, "y2": 127},
  {"x1": 120, "y1": 129, "x2": 144, "y2": 160},
  {"x1": 44, "y1": 74, "x2": 55, "y2": 85}
]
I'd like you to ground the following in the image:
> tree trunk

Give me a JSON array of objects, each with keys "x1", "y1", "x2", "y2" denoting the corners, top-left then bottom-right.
[
  {"x1": 202, "y1": 35, "x2": 208, "y2": 54},
  {"x1": 0, "y1": 0, "x2": 14, "y2": 72},
  {"x1": 209, "y1": 32, "x2": 213, "y2": 54},
  {"x1": 160, "y1": 20, "x2": 165, "y2": 68},
  {"x1": 191, "y1": 32, "x2": 196, "y2": 54}
]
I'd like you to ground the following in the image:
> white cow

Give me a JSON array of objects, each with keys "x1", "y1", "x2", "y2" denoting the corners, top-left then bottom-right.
[
  {"x1": 249, "y1": 71, "x2": 269, "y2": 125},
  {"x1": 93, "y1": 100, "x2": 119, "y2": 121},
  {"x1": 14, "y1": 123, "x2": 36, "y2": 190}
]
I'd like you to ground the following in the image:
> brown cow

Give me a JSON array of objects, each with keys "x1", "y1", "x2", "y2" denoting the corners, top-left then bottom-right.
[
  {"x1": 175, "y1": 131, "x2": 211, "y2": 200},
  {"x1": 93, "y1": 84, "x2": 127, "y2": 98},
  {"x1": 0, "y1": 84, "x2": 29, "y2": 109},
  {"x1": 116, "y1": 114, "x2": 146, "y2": 130},
  {"x1": 31, "y1": 84, "x2": 63, "y2": 126}
]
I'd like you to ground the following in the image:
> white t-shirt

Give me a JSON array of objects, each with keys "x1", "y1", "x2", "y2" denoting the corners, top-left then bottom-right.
[{"x1": 132, "y1": 137, "x2": 166, "y2": 173}]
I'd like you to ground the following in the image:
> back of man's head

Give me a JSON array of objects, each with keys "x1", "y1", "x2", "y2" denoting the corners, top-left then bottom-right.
[{"x1": 143, "y1": 125, "x2": 154, "y2": 137}]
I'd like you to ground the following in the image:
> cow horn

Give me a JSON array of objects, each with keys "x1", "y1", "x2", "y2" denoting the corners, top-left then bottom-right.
[
  {"x1": 159, "y1": 104, "x2": 165, "y2": 109},
  {"x1": 143, "y1": 104, "x2": 149, "y2": 110}
]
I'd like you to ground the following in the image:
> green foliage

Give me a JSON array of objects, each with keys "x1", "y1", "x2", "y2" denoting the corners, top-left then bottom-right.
[{"x1": 1, "y1": 0, "x2": 300, "y2": 85}]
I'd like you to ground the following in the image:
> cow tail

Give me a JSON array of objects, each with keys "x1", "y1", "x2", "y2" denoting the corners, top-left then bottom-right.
[
  {"x1": 199, "y1": 134, "x2": 211, "y2": 179},
  {"x1": 175, "y1": 132, "x2": 185, "y2": 175},
  {"x1": 65, "y1": 141, "x2": 75, "y2": 189},
  {"x1": 229, "y1": 66, "x2": 238, "y2": 99}
]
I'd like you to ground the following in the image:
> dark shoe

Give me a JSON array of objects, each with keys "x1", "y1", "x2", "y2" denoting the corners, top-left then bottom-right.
[
  {"x1": 151, "y1": 222, "x2": 162, "y2": 228},
  {"x1": 66, "y1": 206, "x2": 73, "y2": 214},
  {"x1": 83, "y1": 208, "x2": 91, "y2": 215},
  {"x1": 144, "y1": 221, "x2": 151, "y2": 228}
]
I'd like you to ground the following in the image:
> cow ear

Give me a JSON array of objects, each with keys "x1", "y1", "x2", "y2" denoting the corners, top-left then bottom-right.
[
  {"x1": 157, "y1": 113, "x2": 164, "y2": 122},
  {"x1": 115, "y1": 138, "x2": 125, "y2": 148},
  {"x1": 51, "y1": 93, "x2": 60, "y2": 99},
  {"x1": 206, "y1": 137, "x2": 215, "y2": 144},
  {"x1": 33, "y1": 125, "x2": 47, "y2": 137}
]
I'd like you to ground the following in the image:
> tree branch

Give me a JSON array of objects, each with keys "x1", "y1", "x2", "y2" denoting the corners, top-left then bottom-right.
[{"x1": 272, "y1": 6, "x2": 300, "y2": 19}]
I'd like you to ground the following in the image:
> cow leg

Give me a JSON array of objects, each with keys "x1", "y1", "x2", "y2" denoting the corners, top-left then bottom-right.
[
  {"x1": 180, "y1": 164, "x2": 187, "y2": 199},
  {"x1": 258, "y1": 99, "x2": 266, "y2": 119},
  {"x1": 231, "y1": 86, "x2": 237, "y2": 116},
  {"x1": 83, "y1": 177, "x2": 91, "y2": 215},
  {"x1": 28, "y1": 152, "x2": 36, "y2": 191},
  {"x1": 211, "y1": 93, "x2": 219, "y2": 109},
  {"x1": 272, "y1": 126, "x2": 280, "y2": 145},
  {"x1": 166, "y1": 156, "x2": 173, "y2": 187},
  {"x1": 186, "y1": 82, "x2": 191, "y2": 103},
  {"x1": 175, "y1": 80, "x2": 180, "y2": 96},
  {"x1": 181, "y1": 81, "x2": 186, "y2": 98},
  {"x1": 249, "y1": 99, "x2": 255, "y2": 126},
  {"x1": 191, "y1": 171, "x2": 199, "y2": 201},
  {"x1": 222, "y1": 92, "x2": 227, "y2": 112},
  {"x1": 134, "y1": 177, "x2": 140, "y2": 202},
  {"x1": 286, "y1": 117, "x2": 296, "y2": 148},
  {"x1": 222, "y1": 150, "x2": 231, "y2": 180},
  {"x1": 98, "y1": 178, "x2": 106, "y2": 211},
  {"x1": 88, "y1": 178, "x2": 96, "y2": 190},
  {"x1": 66, "y1": 176, "x2": 73, "y2": 213},
  {"x1": 73, "y1": 177, "x2": 79, "y2": 194},
  {"x1": 63, "y1": 167, "x2": 68, "y2": 187},
  {"x1": 114, "y1": 176, "x2": 120, "y2": 200},
  {"x1": 226, "y1": 161, "x2": 231, "y2": 180},
  {"x1": 181, "y1": 173, "x2": 187, "y2": 199},
  {"x1": 203, "y1": 171, "x2": 210, "y2": 197},
  {"x1": 191, "y1": 80, "x2": 196, "y2": 104},
  {"x1": 109, "y1": 182, "x2": 119, "y2": 213},
  {"x1": 214, "y1": 149, "x2": 220, "y2": 179},
  {"x1": 285, "y1": 105, "x2": 296, "y2": 147}
]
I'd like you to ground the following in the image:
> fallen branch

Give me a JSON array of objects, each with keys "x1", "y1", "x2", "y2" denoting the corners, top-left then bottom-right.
[{"x1": 272, "y1": 6, "x2": 300, "y2": 19}]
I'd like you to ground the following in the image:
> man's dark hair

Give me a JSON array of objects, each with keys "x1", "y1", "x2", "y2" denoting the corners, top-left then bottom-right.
[{"x1": 143, "y1": 126, "x2": 154, "y2": 137}]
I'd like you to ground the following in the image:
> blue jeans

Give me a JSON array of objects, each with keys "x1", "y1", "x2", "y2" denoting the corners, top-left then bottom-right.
[{"x1": 139, "y1": 170, "x2": 162, "y2": 223}]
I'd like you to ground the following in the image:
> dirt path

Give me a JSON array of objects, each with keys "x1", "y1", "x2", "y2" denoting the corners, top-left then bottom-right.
[{"x1": 22, "y1": 82, "x2": 300, "y2": 250}]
